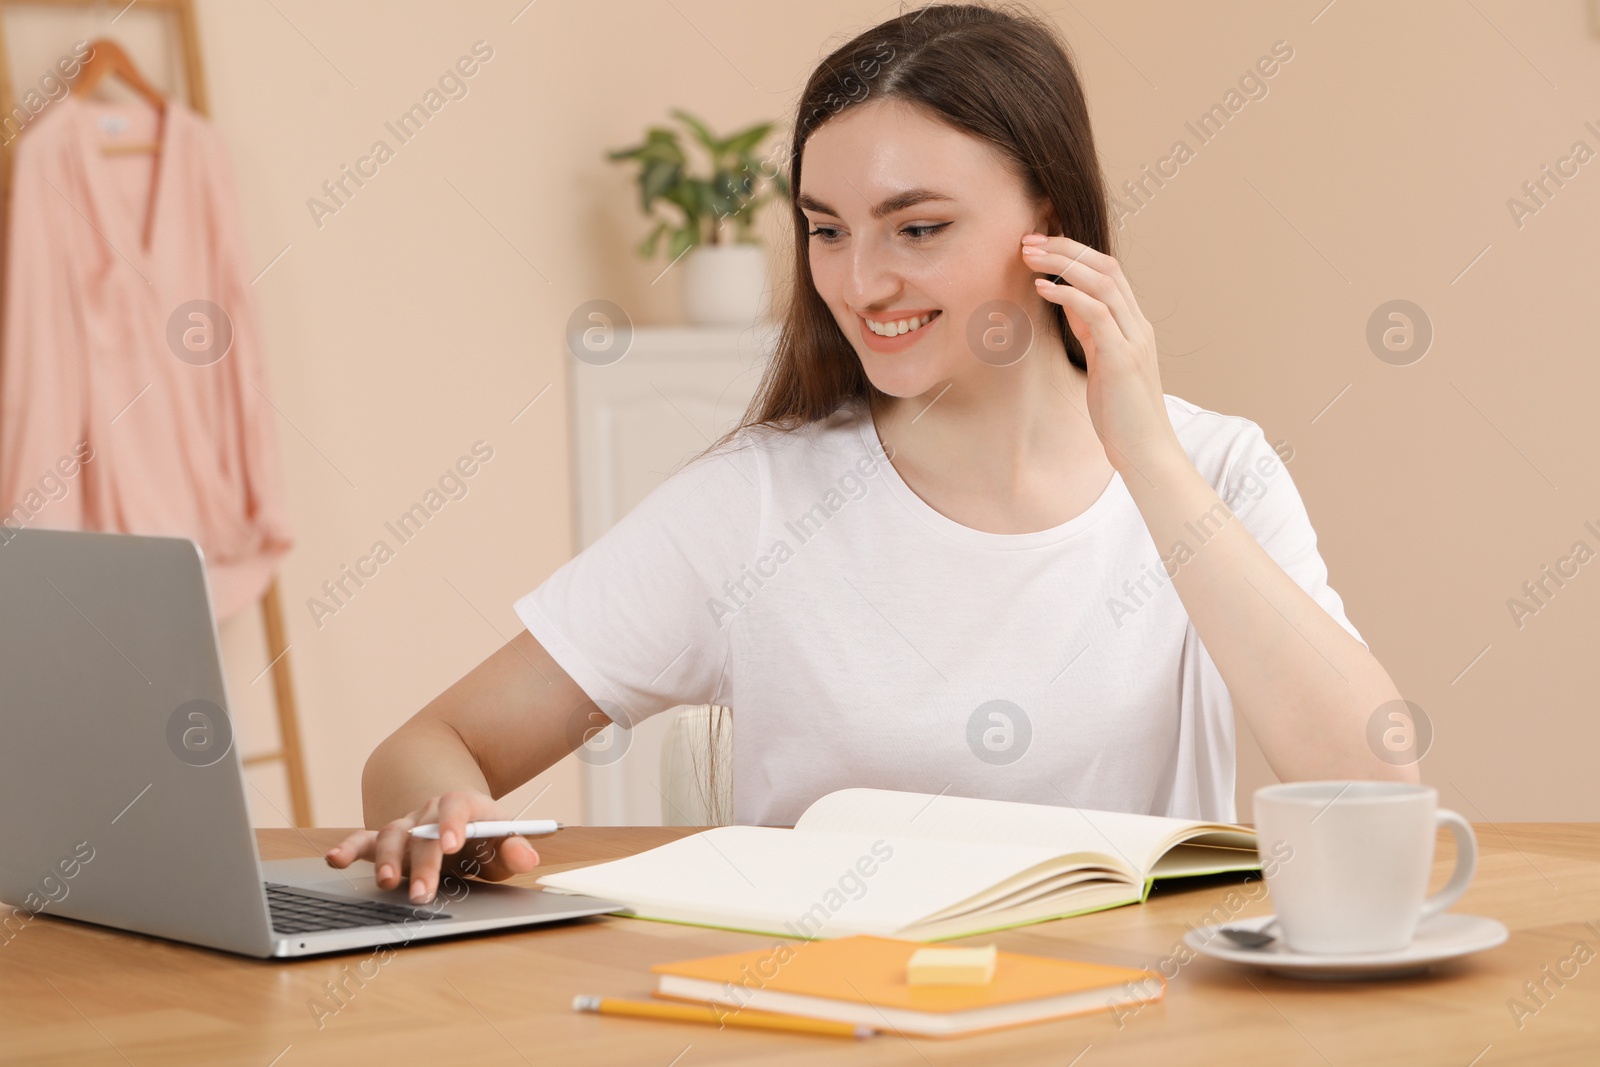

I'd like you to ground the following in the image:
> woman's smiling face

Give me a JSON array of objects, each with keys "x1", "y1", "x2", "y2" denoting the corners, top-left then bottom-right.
[{"x1": 798, "y1": 98, "x2": 1057, "y2": 399}]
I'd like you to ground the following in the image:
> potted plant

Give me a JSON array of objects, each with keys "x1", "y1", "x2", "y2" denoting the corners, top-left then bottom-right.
[{"x1": 607, "y1": 109, "x2": 790, "y2": 325}]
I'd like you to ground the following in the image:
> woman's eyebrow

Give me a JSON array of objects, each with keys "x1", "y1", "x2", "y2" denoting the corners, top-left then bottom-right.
[{"x1": 796, "y1": 188, "x2": 957, "y2": 220}]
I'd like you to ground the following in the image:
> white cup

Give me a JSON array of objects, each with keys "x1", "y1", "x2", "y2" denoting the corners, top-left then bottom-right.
[{"x1": 1252, "y1": 781, "x2": 1477, "y2": 954}]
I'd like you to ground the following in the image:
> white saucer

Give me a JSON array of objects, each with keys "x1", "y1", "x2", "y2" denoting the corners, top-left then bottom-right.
[{"x1": 1185, "y1": 913, "x2": 1508, "y2": 980}]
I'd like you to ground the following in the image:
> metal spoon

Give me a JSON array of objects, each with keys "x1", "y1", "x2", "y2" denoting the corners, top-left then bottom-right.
[{"x1": 1218, "y1": 918, "x2": 1281, "y2": 949}]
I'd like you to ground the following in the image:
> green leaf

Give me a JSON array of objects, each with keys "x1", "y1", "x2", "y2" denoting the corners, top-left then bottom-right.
[
  {"x1": 639, "y1": 160, "x2": 682, "y2": 211},
  {"x1": 721, "y1": 122, "x2": 773, "y2": 158},
  {"x1": 639, "y1": 220, "x2": 670, "y2": 258},
  {"x1": 664, "y1": 178, "x2": 706, "y2": 219},
  {"x1": 709, "y1": 172, "x2": 743, "y2": 217},
  {"x1": 609, "y1": 127, "x2": 681, "y2": 163},
  {"x1": 666, "y1": 226, "x2": 696, "y2": 261},
  {"x1": 640, "y1": 136, "x2": 686, "y2": 168},
  {"x1": 670, "y1": 108, "x2": 723, "y2": 157}
]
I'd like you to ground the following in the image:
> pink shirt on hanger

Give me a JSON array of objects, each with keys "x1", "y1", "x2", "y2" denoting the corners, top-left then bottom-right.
[{"x1": 0, "y1": 95, "x2": 291, "y2": 621}]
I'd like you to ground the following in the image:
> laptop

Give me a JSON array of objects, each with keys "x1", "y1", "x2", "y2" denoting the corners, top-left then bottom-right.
[{"x1": 0, "y1": 527, "x2": 627, "y2": 958}]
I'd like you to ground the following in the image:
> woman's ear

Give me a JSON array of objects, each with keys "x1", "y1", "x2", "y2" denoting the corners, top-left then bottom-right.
[
  {"x1": 1037, "y1": 204, "x2": 1063, "y2": 239},
  {"x1": 1024, "y1": 197, "x2": 1062, "y2": 238}
]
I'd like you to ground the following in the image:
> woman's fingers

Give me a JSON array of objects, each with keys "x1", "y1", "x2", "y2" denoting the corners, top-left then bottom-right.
[
  {"x1": 1025, "y1": 234, "x2": 1140, "y2": 313},
  {"x1": 372, "y1": 814, "x2": 423, "y2": 891},
  {"x1": 1024, "y1": 246, "x2": 1132, "y2": 340},
  {"x1": 433, "y1": 791, "x2": 477, "y2": 855},
  {"x1": 1021, "y1": 236, "x2": 1144, "y2": 342},
  {"x1": 407, "y1": 833, "x2": 444, "y2": 903},
  {"x1": 320, "y1": 793, "x2": 539, "y2": 900},
  {"x1": 323, "y1": 829, "x2": 376, "y2": 869},
  {"x1": 1036, "y1": 278, "x2": 1118, "y2": 373},
  {"x1": 461, "y1": 835, "x2": 541, "y2": 882},
  {"x1": 321, "y1": 821, "x2": 532, "y2": 891}
]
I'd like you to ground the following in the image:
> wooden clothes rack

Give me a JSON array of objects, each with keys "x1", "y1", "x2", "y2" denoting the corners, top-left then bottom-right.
[{"x1": 0, "y1": 0, "x2": 312, "y2": 825}]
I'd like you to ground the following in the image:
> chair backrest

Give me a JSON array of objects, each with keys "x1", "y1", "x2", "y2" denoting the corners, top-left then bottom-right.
[{"x1": 658, "y1": 705, "x2": 733, "y2": 826}]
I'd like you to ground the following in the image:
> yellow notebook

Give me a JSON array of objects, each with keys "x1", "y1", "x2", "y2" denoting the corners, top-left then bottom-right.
[{"x1": 651, "y1": 935, "x2": 1163, "y2": 1038}]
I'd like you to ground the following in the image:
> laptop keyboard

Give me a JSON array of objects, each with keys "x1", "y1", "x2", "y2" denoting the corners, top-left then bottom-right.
[{"x1": 265, "y1": 882, "x2": 452, "y2": 934}]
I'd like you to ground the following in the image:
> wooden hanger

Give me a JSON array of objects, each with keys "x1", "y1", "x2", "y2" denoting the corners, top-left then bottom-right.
[{"x1": 70, "y1": 37, "x2": 165, "y2": 154}]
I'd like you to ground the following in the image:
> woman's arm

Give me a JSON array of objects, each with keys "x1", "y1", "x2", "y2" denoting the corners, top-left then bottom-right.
[
  {"x1": 1022, "y1": 232, "x2": 1413, "y2": 783},
  {"x1": 1118, "y1": 447, "x2": 1413, "y2": 782},
  {"x1": 327, "y1": 629, "x2": 601, "y2": 901}
]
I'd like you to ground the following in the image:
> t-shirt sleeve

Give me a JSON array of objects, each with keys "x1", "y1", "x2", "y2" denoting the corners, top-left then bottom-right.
[
  {"x1": 513, "y1": 439, "x2": 762, "y2": 729},
  {"x1": 1215, "y1": 422, "x2": 1365, "y2": 648}
]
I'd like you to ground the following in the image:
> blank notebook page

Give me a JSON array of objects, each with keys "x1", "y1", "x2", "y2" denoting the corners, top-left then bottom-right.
[
  {"x1": 538, "y1": 826, "x2": 1073, "y2": 937},
  {"x1": 794, "y1": 788, "x2": 1248, "y2": 874}
]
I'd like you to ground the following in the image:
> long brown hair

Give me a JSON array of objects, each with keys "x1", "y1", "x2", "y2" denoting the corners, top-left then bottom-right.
[
  {"x1": 687, "y1": 4, "x2": 1113, "y2": 825},
  {"x1": 708, "y1": 2, "x2": 1111, "y2": 455}
]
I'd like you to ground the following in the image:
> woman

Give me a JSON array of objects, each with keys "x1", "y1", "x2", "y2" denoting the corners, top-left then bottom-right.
[{"x1": 329, "y1": 3, "x2": 1413, "y2": 904}]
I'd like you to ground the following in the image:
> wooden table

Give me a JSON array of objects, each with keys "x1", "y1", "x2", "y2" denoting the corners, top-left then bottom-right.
[{"x1": 2, "y1": 824, "x2": 1597, "y2": 1065}]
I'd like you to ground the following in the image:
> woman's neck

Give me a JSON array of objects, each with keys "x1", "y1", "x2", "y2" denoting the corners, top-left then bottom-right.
[{"x1": 870, "y1": 335, "x2": 1117, "y2": 533}]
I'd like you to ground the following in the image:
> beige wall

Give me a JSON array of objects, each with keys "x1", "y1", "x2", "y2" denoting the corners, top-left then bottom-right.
[{"x1": 5, "y1": 1, "x2": 1596, "y2": 826}]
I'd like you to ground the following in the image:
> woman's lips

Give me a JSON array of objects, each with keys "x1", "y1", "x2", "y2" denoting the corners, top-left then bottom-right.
[{"x1": 858, "y1": 310, "x2": 943, "y2": 353}]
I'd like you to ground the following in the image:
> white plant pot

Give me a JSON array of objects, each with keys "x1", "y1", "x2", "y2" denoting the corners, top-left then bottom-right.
[{"x1": 680, "y1": 243, "x2": 769, "y2": 326}]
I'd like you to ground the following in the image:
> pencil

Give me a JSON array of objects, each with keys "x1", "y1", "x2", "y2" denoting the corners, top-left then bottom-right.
[{"x1": 572, "y1": 994, "x2": 877, "y2": 1039}]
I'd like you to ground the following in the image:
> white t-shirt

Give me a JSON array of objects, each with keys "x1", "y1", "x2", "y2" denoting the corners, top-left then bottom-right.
[{"x1": 514, "y1": 393, "x2": 1363, "y2": 827}]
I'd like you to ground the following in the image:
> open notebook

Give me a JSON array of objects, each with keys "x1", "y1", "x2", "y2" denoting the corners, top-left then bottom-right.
[{"x1": 538, "y1": 787, "x2": 1257, "y2": 941}]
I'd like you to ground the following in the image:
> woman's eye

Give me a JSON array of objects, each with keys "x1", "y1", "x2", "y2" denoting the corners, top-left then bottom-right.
[
  {"x1": 902, "y1": 223, "x2": 950, "y2": 241},
  {"x1": 806, "y1": 222, "x2": 950, "y2": 244}
]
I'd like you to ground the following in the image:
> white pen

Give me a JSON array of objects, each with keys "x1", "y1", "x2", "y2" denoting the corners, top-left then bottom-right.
[{"x1": 408, "y1": 820, "x2": 563, "y2": 840}]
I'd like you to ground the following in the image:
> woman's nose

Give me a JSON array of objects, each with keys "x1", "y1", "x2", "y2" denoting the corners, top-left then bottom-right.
[{"x1": 844, "y1": 242, "x2": 901, "y2": 306}]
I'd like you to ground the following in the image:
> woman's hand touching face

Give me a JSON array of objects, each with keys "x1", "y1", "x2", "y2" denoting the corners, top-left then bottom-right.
[{"x1": 1021, "y1": 235, "x2": 1182, "y2": 473}]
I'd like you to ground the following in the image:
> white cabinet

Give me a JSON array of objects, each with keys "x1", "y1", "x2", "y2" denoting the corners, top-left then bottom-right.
[{"x1": 565, "y1": 323, "x2": 777, "y2": 825}]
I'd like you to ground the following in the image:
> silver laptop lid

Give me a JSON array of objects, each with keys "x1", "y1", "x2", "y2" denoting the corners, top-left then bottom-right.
[{"x1": 0, "y1": 528, "x2": 275, "y2": 957}]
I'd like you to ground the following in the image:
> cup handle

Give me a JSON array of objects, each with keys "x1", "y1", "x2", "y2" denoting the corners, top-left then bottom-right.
[{"x1": 1417, "y1": 809, "x2": 1477, "y2": 923}]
